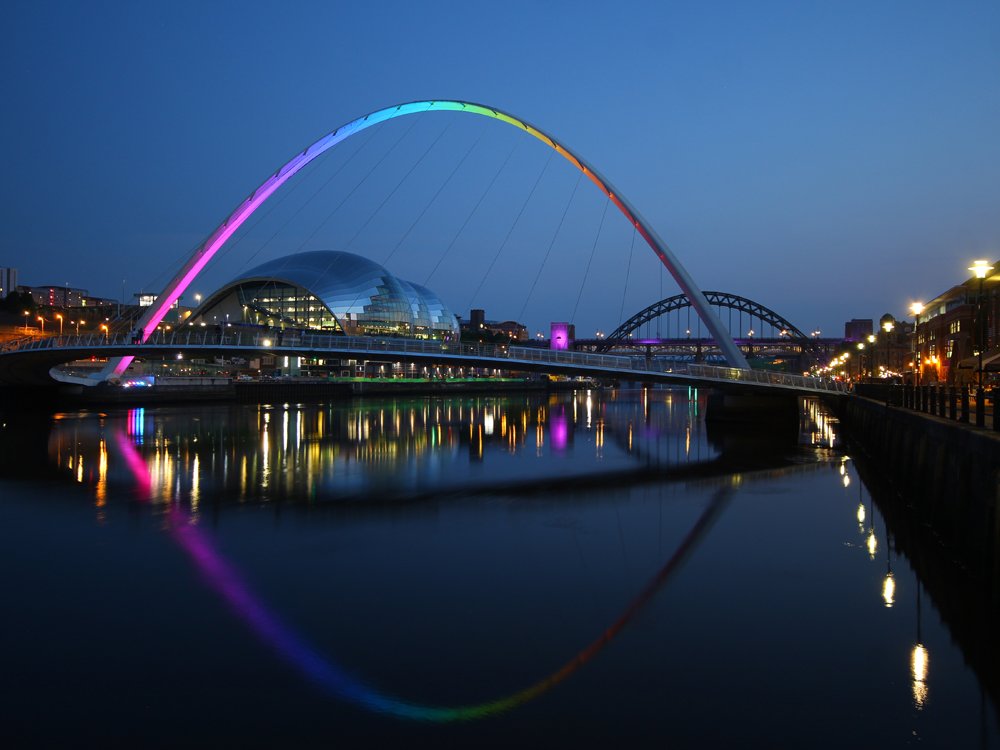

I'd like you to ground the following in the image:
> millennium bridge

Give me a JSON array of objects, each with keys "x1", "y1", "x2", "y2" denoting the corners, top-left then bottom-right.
[
  {"x1": 0, "y1": 99, "x2": 849, "y2": 401},
  {"x1": 0, "y1": 329, "x2": 847, "y2": 397}
]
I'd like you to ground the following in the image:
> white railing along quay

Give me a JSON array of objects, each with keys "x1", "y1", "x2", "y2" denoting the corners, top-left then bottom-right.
[{"x1": 0, "y1": 331, "x2": 847, "y2": 394}]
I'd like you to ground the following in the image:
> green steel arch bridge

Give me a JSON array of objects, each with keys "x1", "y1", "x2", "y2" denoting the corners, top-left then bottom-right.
[{"x1": 576, "y1": 291, "x2": 842, "y2": 363}]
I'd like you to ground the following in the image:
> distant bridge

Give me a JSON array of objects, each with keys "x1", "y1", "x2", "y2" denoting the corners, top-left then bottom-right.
[
  {"x1": 588, "y1": 291, "x2": 825, "y2": 357},
  {"x1": 0, "y1": 330, "x2": 847, "y2": 397}
]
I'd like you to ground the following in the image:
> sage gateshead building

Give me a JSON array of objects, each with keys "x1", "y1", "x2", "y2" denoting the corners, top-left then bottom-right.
[{"x1": 190, "y1": 251, "x2": 459, "y2": 339}]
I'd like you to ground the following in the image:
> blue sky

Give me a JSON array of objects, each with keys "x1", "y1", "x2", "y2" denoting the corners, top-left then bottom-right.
[{"x1": 3, "y1": 0, "x2": 999, "y2": 337}]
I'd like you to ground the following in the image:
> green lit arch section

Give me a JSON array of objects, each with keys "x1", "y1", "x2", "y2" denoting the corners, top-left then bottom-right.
[{"x1": 112, "y1": 100, "x2": 749, "y2": 375}]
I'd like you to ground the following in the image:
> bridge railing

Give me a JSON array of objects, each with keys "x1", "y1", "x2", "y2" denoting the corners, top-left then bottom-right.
[
  {"x1": 676, "y1": 363, "x2": 848, "y2": 393},
  {"x1": 0, "y1": 329, "x2": 519, "y2": 359},
  {"x1": 1, "y1": 330, "x2": 846, "y2": 393},
  {"x1": 507, "y1": 346, "x2": 638, "y2": 371}
]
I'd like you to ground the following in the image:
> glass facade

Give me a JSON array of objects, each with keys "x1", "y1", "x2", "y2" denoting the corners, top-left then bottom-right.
[{"x1": 194, "y1": 251, "x2": 459, "y2": 338}]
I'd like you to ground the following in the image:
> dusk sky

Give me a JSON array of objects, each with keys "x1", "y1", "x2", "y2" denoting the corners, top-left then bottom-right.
[{"x1": 3, "y1": 0, "x2": 999, "y2": 338}]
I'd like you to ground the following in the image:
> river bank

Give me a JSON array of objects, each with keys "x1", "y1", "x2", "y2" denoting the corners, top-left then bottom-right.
[{"x1": 833, "y1": 394, "x2": 1000, "y2": 604}]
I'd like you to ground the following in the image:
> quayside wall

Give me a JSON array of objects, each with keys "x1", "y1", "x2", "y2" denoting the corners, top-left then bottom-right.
[{"x1": 831, "y1": 395, "x2": 1000, "y2": 599}]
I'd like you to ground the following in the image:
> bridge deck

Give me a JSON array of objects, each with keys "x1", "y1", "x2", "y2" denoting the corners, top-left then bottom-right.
[{"x1": 0, "y1": 330, "x2": 849, "y2": 396}]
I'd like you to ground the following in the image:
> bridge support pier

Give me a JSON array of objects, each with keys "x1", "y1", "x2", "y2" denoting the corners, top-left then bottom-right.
[{"x1": 705, "y1": 391, "x2": 799, "y2": 425}]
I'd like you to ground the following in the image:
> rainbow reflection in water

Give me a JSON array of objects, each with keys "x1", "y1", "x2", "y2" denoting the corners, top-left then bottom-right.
[{"x1": 112, "y1": 426, "x2": 727, "y2": 722}]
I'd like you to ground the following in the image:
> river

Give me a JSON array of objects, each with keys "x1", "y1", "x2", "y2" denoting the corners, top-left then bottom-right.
[{"x1": 0, "y1": 388, "x2": 995, "y2": 747}]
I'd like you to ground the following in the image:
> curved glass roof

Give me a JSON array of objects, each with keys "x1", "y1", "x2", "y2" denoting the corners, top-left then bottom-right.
[
  {"x1": 407, "y1": 281, "x2": 457, "y2": 333},
  {"x1": 396, "y1": 278, "x2": 434, "y2": 332},
  {"x1": 207, "y1": 251, "x2": 458, "y2": 337}
]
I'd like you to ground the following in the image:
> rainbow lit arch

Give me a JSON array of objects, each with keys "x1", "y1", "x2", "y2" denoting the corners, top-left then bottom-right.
[{"x1": 111, "y1": 100, "x2": 750, "y2": 375}]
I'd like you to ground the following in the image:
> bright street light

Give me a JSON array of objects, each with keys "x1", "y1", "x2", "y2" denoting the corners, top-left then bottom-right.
[
  {"x1": 910, "y1": 302, "x2": 924, "y2": 387},
  {"x1": 968, "y1": 260, "x2": 993, "y2": 425},
  {"x1": 55, "y1": 313, "x2": 63, "y2": 335},
  {"x1": 37, "y1": 316, "x2": 44, "y2": 334}
]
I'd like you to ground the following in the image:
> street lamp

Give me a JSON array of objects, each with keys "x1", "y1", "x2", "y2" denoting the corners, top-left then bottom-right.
[
  {"x1": 100, "y1": 323, "x2": 109, "y2": 341},
  {"x1": 909, "y1": 302, "x2": 924, "y2": 387},
  {"x1": 37, "y1": 316, "x2": 45, "y2": 334},
  {"x1": 856, "y1": 342, "x2": 865, "y2": 380},
  {"x1": 969, "y1": 260, "x2": 993, "y2": 393},
  {"x1": 55, "y1": 313, "x2": 63, "y2": 335},
  {"x1": 23, "y1": 310, "x2": 29, "y2": 333},
  {"x1": 882, "y1": 321, "x2": 894, "y2": 374},
  {"x1": 866, "y1": 334, "x2": 876, "y2": 380}
]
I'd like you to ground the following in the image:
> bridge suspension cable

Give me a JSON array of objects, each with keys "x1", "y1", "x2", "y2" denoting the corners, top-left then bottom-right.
[{"x1": 107, "y1": 100, "x2": 750, "y2": 379}]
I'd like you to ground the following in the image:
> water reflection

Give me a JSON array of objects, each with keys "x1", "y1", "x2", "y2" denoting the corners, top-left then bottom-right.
[
  {"x1": 44, "y1": 390, "x2": 732, "y2": 505},
  {"x1": 4, "y1": 390, "x2": 993, "y2": 744},
  {"x1": 104, "y1": 398, "x2": 735, "y2": 721},
  {"x1": 33, "y1": 389, "x2": 839, "y2": 722},
  {"x1": 40, "y1": 390, "x2": 849, "y2": 509}
]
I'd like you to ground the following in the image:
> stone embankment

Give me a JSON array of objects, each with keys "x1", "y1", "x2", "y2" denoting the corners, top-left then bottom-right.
[{"x1": 833, "y1": 394, "x2": 1000, "y2": 600}]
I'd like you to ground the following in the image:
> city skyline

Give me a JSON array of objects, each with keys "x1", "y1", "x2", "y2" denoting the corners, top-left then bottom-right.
[{"x1": 3, "y1": 0, "x2": 999, "y2": 337}]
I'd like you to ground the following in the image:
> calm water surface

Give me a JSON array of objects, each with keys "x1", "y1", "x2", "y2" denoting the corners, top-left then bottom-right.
[{"x1": 0, "y1": 389, "x2": 996, "y2": 747}]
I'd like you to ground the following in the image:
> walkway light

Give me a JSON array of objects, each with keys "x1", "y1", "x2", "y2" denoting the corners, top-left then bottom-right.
[
  {"x1": 969, "y1": 261, "x2": 993, "y2": 421},
  {"x1": 100, "y1": 323, "x2": 109, "y2": 340},
  {"x1": 55, "y1": 313, "x2": 63, "y2": 335},
  {"x1": 37, "y1": 316, "x2": 44, "y2": 334},
  {"x1": 882, "y1": 321, "x2": 895, "y2": 375},
  {"x1": 23, "y1": 310, "x2": 29, "y2": 333},
  {"x1": 909, "y1": 302, "x2": 924, "y2": 387}
]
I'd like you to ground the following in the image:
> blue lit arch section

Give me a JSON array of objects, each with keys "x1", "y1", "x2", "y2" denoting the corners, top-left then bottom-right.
[{"x1": 111, "y1": 101, "x2": 749, "y2": 375}]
